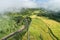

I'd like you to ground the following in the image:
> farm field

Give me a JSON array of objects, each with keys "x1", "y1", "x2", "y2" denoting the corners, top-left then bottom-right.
[
  {"x1": 0, "y1": 9, "x2": 60, "y2": 40},
  {"x1": 23, "y1": 15, "x2": 60, "y2": 40}
]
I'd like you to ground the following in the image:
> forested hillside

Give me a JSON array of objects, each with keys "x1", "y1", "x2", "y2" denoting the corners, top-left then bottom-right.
[{"x1": 0, "y1": 8, "x2": 60, "y2": 40}]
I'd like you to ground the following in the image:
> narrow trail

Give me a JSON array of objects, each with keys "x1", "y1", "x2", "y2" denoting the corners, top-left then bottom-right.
[
  {"x1": 1, "y1": 25, "x2": 25, "y2": 40},
  {"x1": 1, "y1": 17, "x2": 32, "y2": 40}
]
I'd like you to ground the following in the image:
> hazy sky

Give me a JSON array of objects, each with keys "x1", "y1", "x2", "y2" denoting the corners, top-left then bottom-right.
[
  {"x1": 0, "y1": 0, "x2": 38, "y2": 12},
  {"x1": 0, "y1": 0, "x2": 60, "y2": 12}
]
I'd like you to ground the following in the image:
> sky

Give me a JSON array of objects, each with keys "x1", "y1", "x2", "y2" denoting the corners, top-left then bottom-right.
[{"x1": 0, "y1": 0, "x2": 60, "y2": 12}]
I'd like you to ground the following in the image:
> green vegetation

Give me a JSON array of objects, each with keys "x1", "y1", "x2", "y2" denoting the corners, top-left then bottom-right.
[
  {"x1": 0, "y1": 8, "x2": 60, "y2": 40},
  {"x1": 28, "y1": 16, "x2": 60, "y2": 40}
]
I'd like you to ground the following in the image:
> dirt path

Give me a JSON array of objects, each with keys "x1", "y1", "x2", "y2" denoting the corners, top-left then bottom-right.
[
  {"x1": 1, "y1": 25, "x2": 26, "y2": 40},
  {"x1": 1, "y1": 17, "x2": 32, "y2": 40}
]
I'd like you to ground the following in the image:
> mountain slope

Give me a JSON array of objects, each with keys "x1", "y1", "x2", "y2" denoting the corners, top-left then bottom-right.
[{"x1": 23, "y1": 16, "x2": 60, "y2": 40}]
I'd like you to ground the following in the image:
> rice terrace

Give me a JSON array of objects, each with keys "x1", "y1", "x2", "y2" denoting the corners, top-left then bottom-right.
[{"x1": 0, "y1": 0, "x2": 60, "y2": 40}]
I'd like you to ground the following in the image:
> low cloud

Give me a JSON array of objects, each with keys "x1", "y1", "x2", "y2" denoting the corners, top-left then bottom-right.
[
  {"x1": 0, "y1": 0, "x2": 60, "y2": 12},
  {"x1": 41, "y1": 0, "x2": 60, "y2": 11},
  {"x1": 0, "y1": 0, "x2": 38, "y2": 12}
]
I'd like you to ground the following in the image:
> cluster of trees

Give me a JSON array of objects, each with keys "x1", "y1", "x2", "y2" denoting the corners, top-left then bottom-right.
[
  {"x1": 37, "y1": 9, "x2": 60, "y2": 22},
  {"x1": 3, "y1": 8, "x2": 60, "y2": 22},
  {"x1": 0, "y1": 8, "x2": 33, "y2": 40}
]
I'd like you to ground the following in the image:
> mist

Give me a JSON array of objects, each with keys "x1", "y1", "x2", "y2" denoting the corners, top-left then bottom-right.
[
  {"x1": 0, "y1": 0, "x2": 38, "y2": 13},
  {"x1": 0, "y1": 0, "x2": 60, "y2": 13},
  {"x1": 40, "y1": 0, "x2": 60, "y2": 11}
]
